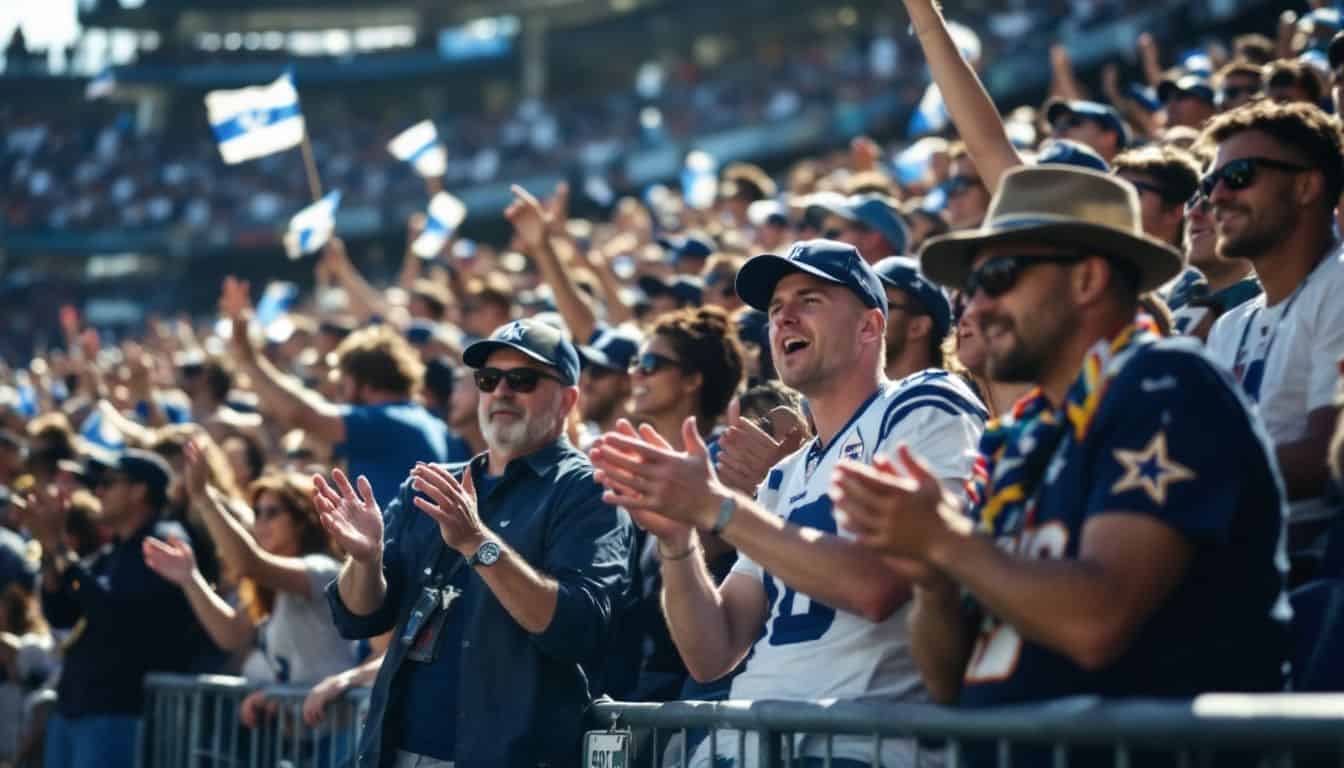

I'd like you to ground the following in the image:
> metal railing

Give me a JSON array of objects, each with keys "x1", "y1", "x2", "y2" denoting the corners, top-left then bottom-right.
[
  {"x1": 142, "y1": 673, "x2": 368, "y2": 768},
  {"x1": 590, "y1": 695, "x2": 1344, "y2": 768}
]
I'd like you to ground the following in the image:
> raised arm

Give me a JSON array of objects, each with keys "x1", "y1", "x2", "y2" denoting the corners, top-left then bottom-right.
[
  {"x1": 143, "y1": 535, "x2": 256, "y2": 651},
  {"x1": 219, "y1": 277, "x2": 346, "y2": 444},
  {"x1": 321, "y1": 239, "x2": 389, "y2": 323},
  {"x1": 901, "y1": 0, "x2": 1025, "y2": 190},
  {"x1": 506, "y1": 184, "x2": 600, "y2": 344},
  {"x1": 397, "y1": 214, "x2": 428, "y2": 292}
]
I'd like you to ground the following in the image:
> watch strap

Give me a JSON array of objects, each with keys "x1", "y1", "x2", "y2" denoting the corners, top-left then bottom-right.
[{"x1": 710, "y1": 495, "x2": 736, "y2": 535}]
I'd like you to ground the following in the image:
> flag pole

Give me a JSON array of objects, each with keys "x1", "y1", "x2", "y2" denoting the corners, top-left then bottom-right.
[{"x1": 299, "y1": 132, "x2": 323, "y2": 202}]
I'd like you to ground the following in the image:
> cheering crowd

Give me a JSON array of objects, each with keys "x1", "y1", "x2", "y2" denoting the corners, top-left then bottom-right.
[{"x1": 3, "y1": 0, "x2": 1344, "y2": 766}]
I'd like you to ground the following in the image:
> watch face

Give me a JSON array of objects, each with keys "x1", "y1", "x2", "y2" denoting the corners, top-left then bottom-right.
[{"x1": 476, "y1": 540, "x2": 502, "y2": 566}]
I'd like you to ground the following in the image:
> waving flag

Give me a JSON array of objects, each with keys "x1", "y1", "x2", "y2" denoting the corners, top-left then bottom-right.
[
  {"x1": 255, "y1": 281, "x2": 301, "y2": 343},
  {"x1": 206, "y1": 72, "x2": 306, "y2": 165},
  {"x1": 388, "y1": 120, "x2": 448, "y2": 178},
  {"x1": 681, "y1": 150, "x2": 718, "y2": 210},
  {"x1": 283, "y1": 190, "x2": 341, "y2": 259},
  {"x1": 411, "y1": 192, "x2": 468, "y2": 259}
]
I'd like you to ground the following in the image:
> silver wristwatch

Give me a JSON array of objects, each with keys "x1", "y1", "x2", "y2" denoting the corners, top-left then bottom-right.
[{"x1": 468, "y1": 539, "x2": 502, "y2": 568}]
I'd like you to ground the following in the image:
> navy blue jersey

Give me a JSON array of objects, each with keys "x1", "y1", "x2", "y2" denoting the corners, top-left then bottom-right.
[{"x1": 959, "y1": 339, "x2": 1290, "y2": 708}]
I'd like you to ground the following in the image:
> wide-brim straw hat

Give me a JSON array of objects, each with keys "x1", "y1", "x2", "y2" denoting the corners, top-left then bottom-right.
[{"x1": 919, "y1": 165, "x2": 1185, "y2": 293}]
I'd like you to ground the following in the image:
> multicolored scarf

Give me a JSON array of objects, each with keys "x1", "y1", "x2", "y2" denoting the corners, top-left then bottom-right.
[{"x1": 966, "y1": 318, "x2": 1161, "y2": 535}]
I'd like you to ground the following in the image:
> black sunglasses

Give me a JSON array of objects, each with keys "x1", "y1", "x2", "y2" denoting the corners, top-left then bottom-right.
[
  {"x1": 1199, "y1": 156, "x2": 1312, "y2": 198},
  {"x1": 942, "y1": 175, "x2": 983, "y2": 197},
  {"x1": 1218, "y1": 85, "x2": 1260, "y2": 102},
  {"x1": 1053, "y1": 114, "x2": 1090, "y2": 132},
  {"x1": 473, "y1": 366, "x2": 565, "y2": 394},
  {"x1": 1125, "y1": 180, "x2": 1168, "y2": 199},
  {"x1": 628, "y1": 352, "x2": 685, "y2": 377},
  {"x1": 964, "y1": 253, "x2": 1085, "y2": 299}
]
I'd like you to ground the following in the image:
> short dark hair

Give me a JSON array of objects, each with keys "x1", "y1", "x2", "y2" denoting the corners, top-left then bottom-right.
[
  {"x1": 652, "y1": 307, "x2": 745, "y2": 426},
  {"x1": 410, "y1": 279, "x2": 451, "y2": 321},
  {"x1": 1112, "y1": 146, "x2": 1202, "y2": 206},
  {"x1": 335, "y1": 325, "x2": 424, "y2": 397},
  {"x1": 201, "y1": 358, "x2": 233, "y2": 403},
  {"x1": 1201, "y1": 100, "x2": 1344, "y2": 211},
  {"x1": 1213, "y1": 59, "x2": 1264, "y2": 89},
  {"x1": 1233, "y1": 34, "x2": 1275, "y2": 65},
  {"x1": 1263, "y1": 59, "x2": 1325, "y2": 105}
]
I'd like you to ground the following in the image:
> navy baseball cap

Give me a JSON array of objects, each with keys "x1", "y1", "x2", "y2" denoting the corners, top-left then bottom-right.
[
  {"x1": 463, "y1": 319, "x2": 581, "y2": 386},
  {"x1": 736, "y1": 240, "x2": 888, "y2": 317},
  {"x1": 822, "y1": 195, "x2": 909, "y2": 255},
  {"x1": 638, "y1": 275, "x2": 704, "y2": 307},
  {"x1": 657, "y1": 235, "x2": 715, "y2": 264},
  {"x1": 88, "y1": 447, "x2": 175, "y2": 497},
  {"x1": 873, "y1": 257, "x2": 953, "y2": 338},
  {"x1": 1035, "y1": 138, "x2": 1110, "y2": 173},
  {"x1": 1046, "y1": 100, "x2": 1131, "y2": 149},
  {"x1": 1158, "y1": 74, "x2": 1215, "y2": 105},
  {"x1": 578, "y1": 327, "x2": 641, "y2": 373}
]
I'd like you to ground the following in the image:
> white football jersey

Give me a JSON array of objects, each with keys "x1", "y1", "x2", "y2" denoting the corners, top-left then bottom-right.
[{"x1": 691, "y1": 369, "x2": 986, "y2": 768}]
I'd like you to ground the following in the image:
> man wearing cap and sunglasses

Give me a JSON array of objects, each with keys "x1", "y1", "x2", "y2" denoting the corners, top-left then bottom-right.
[
  {"x1": 316, "y1": 318, "x2": 632, "y2": 768},
  {"x1": 29, "y1": 449, "x2": 209, "y2": 768},
  {"x1": 830, "y1": 166, "x2": 1289, "y2": 762},
  {"x1": 1202, "y1": 100, "x2": 1344, "y2": 558},
  {"x1": 590, "y1": 239, "x2": 984, "y2": 767}
]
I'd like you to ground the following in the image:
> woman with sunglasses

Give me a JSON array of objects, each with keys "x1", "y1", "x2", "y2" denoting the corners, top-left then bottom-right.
[
  {"x1": 142, "y1": 442, "x2": 356, "y2": 736},
  {"x1": 618, "y1": 307, "x2": 745, "y2": 706},
  {"x1": 628, "y1": 307, "x2": 745, "y2": 453}
]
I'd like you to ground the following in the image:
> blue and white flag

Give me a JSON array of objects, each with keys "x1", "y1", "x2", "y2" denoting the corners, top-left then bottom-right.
[
  {"x1": 206, "y1": 72, "x2": 306, "y2": 165},
  {"x1": 283, "y1": 190, "x2": 341, "y2": 259},
  {"x1": 412, "y1": 192, "x2": 467, "y2": 259},
  {"x1": 681, "y1": 150, "x2": 718, "y2": 210},
  {"x1": 255, "y1": 281, "x2": 302, "y2": 343},
  {"x1": 86, "y1": 69, "x2": 116, "y2": 100},
  {"x1": 387, "y1": 120, "x2": 448, "y2": 178},
  {"x1": 907, "y1": 83, "x2": 949, "y2": 136}
]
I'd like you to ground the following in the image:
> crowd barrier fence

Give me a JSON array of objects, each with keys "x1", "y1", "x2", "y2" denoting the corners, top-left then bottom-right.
[
  {"x1": 587, "y1": 694, "x2": 1344, "y2": 768},
  {"x1": 142, "y1": 675, "x2": 1344, "y2": 768},
  {"x1": 142, "y1": 673, "x2": 368, "y2": 768}
]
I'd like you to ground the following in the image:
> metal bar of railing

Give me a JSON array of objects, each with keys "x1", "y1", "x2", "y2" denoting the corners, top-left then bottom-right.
[{"x1": 590, "y1": 696, "x2": 1344, "y2": 749}]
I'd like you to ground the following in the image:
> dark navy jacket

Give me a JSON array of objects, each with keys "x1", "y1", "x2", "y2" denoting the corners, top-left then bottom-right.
[
  {"x1": 326, "y1": 438, "x2": 633, "y2": 768},
  {"x1": 43, "y1": 517, "x2": 207, "y2": 716}
]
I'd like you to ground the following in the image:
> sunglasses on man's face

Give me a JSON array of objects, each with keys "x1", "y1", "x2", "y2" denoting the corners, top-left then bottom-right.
[
  {"x1": 628, "y1": 352, "x2": 685, "y2": 377},
  {"x1": 964, "y1": 253, "x2": 1085, "y2": 299},
  {"x1": 1053, "y1": 114, "x2": 1090, "y2": 132},
  {"x1": 942, "y1": 175, "x2": 983, "y2": 198},
  {"x1": 473, "y1": 366, "x2": 565, "y2": 394},
  {"x1": 1199, "y1": 156, "x2": 1312, "y2": 198},
  {"x1": 1218, "y1": 85, "x2": 1260, "y2": 103}
]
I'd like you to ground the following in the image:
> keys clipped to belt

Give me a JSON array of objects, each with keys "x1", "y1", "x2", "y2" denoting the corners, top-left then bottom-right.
[{"x1": 403, "y1": 584, "x2": 462, "y2": 663}]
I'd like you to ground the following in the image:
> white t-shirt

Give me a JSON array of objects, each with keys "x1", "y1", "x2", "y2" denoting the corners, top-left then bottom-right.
[
  {"x1": 1206, "y1": 243, "x2": 1344, "y2": 524},
  {"x1": 690, "y1": 370, "x2": 985, "y2": 768},
  {"x1": 0, "y1": 632, "x2": 56, "y2": 760},
  {"x1": 241, "y1": 554, "x2": 356, "y2": 685}
]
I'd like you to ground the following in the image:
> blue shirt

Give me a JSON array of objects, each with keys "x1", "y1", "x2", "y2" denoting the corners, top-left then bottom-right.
[
  {"x1": 337, "y1": 402, "x2": 449, "y2": 507},
  {"x1": 43, "y1": 518, "x2": 212, "y2": 716},
  {"x1": 960, "y1": 340, "x2": 1290, "y2": 711},
  {"x1": 326, "y1": 438, "x2": 633, "y2": 768}
]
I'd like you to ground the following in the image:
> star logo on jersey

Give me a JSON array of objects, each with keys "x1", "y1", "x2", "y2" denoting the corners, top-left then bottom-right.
[{"x1": 1110, "y1": 431, "x2": 1195, "y2": 505}]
